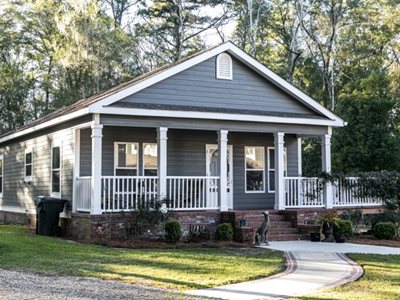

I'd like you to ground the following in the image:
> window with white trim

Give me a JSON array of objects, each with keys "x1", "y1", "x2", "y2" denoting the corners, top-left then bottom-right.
[
  {"x1": 0, "y1": 155, "x2": 3, "y2": 197},
  {"x1": 51, "y1": 144, "x2": 61, "y2": 195},
  {"x1": 143, "y1": 143, "x2": 157, "y2": 176},
  {"x1": 216, "y1": 53, "x2": 233, "y2": 80},
  {"x1": 245, "y1": 146, "x2": 265, "y2": 192},
  {"x1": 114, "y1": 142, "x2": 138, "y2": 176},
  {"x1": 25, "y1": 149, "x2": 33, "y2": 182},
  {"x1": 267, "y1": 147, "x2": 288, "y2": 193}
]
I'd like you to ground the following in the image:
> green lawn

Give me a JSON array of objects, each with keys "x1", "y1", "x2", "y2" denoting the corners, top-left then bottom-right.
[
  {"x1": 293, "y1": 254, "x2": 400, "y2": 300},
  {"x1": 0, "y1": 225, "x2": 284, "y2": 290}
]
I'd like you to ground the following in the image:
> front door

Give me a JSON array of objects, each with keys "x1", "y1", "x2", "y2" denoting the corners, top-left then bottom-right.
[{"x1": 206, "y1": 144, "x2": 233, "y2": 209}]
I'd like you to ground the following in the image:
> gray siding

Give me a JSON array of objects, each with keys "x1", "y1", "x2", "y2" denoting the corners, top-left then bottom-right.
[
  {"x1": 82, "y1": 126, "x2": 299, "y2": 209},
  {"x1": 114, "y1": 55, "x2": 320, "y2": 117},
  {"x1": 0, "y1": 128, "x2": 75, "y2": 210}
]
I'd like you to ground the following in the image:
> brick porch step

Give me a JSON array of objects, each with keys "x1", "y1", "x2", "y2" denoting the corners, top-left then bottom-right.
[{"x1": 267, "y1": 233, "x2": 309, "y2": 241}]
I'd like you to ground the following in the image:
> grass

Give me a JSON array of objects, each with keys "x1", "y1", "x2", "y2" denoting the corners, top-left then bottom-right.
[
  {"x1": 292, "y1": 254, "x2": 400, "y2": 300},
  {"x1": 0, "y1": 225, "x2": 284, "y2": 290}
]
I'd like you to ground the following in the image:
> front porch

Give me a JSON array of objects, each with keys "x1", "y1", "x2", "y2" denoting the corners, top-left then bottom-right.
[{"x1": 72, "y1": 121, "x2": 383, "y2": 214}]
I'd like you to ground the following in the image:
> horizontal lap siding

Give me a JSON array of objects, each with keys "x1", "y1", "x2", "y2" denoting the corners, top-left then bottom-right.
[
  {"x1": 116, "y1": 56, "x2": 319, "y2": 117},
  {"x1": 92, "y1": 126, "x2": 299, "y2": 210},
  {"x1": 0, "y1": 128, "x2": 75, "y2": 210},
  {"x1": 230, "y1": 133, "x2": 298, "y2": 210}
]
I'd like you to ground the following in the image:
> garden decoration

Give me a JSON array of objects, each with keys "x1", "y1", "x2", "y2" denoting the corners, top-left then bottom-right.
[{"x1": 255, "y1": 211, "x2": 270, "y2": 245}]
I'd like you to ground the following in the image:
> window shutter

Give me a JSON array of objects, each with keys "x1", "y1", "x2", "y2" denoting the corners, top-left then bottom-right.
[{"x1": 216, "y1": 53, "x2": 233, "y2": 80}]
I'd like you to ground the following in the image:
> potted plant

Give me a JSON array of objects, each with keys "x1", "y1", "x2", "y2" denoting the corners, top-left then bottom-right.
[
  {"x1": 318, "y1": 212, "x2": 338, "y2": 242},
  {"x1": 333, "y1": 219, "x2": 354, "y2": 243}
]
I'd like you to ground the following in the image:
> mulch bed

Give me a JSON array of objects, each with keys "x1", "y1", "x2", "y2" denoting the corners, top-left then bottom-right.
[
  {"x1": 67, "y1": 237, "x2": 255, "y2": 249},
  {"x1": 348, "y1": 234, "x2": 400, "y2": 248}
]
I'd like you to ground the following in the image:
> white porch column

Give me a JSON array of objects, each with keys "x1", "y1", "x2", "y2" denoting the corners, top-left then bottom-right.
[
  {"x1": 218, "y1": 130, "x2": 228, "y2": 212},
  {"x1": 157, "y1": 127, "x2": 168, "y2": 200},
  {"x1": 91, "y1": 115, "x2": 103, "y2": 215},
  {"x1": 322, "y1": 133, "x2": 334, "y2": 209},
  {"x1": 274, "y1": 132, "x2": 286, "y2": 210}
]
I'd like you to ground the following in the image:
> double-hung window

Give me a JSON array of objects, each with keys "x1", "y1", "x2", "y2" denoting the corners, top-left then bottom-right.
[
  {"x1": 51, "y1": 143, "x2": 61, "y2": 196},
  {"x1": 245, "y1": 146, "x2": 265, "y2": 192},
  {"x1": 143, "y1": 143, "x2": 157, "y2": 176},
  {"x1": 0, "y1": 155, "x2": 3, "y2": 197},
  {"x1": 267, "y1": 147, "x2": 287, "y2": 193},
  {"x1": 25, "y1": 149, "x2": 33, "y2": 182},
  {"x1": 114, "y1": 142, "x2": 138, "y2": 176}
]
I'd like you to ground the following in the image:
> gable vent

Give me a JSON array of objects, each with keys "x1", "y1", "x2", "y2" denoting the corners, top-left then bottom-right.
[{"x1": 216, "y1": 53, "x2": 233, "y2": 80}]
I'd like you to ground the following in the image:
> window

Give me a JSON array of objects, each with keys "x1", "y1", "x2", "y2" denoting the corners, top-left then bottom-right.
[
  {"x1": 114, "y1": 142, "x2": 138, "y2": 176},
  {"x1": 0, "y1": 155, "x2": 3, "y2": 197},
  {"x1": 51, "y1": 144, "x2": 61, "y2": 196},
  {"x1": 267, "y1": 147, "x2": 288, "y2": 193},
  {"x1": 216, "y1": 53, "x2": 233, "y2": 80},
  {"x1": 245, "y1": 146, "x2": 265, "y2": 192},
  {"x1": 143, "y1": 143, "x2": 157, "y2": 176},
  {"x1": 25, "y1": 149, "x2": 33, "y2": 182}
]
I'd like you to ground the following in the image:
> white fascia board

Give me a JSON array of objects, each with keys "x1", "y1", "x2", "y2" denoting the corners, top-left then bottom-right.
[
  {"x1": 225, "y1": 46, "x2": 344, "y2": 123},
  {"x1": 92, "y1": 106, "x2": 344, "y2": 127},
  {"x1": 89, "y1": 43, "x2": 233, "y2": 110},
  {"x1": 88, "y1": 41, "x2": 344, "y2": 125},
  {"x1": 0, "y1": 108, "x2": 90, "y2": 144}
]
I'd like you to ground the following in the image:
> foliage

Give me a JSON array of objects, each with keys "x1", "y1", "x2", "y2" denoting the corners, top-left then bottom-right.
[
  {"x1": 0, "y1": 225, "x2": 284, "y2": 290},
  {"x1": 372, "y1": 222, "x2": 397, "y2": 240},
  {"x1": 333, "y1": 220, "x2": 354, "y2": 238},
  {"x1": 125, "y1": 198, "x2": 173, "y2": 237},
  {"x1": 215, "y1": 223, "x2": 233, "y2": 241},
  {"x1": 367, "y1": 211, "x2": 400, "y2": 229},
  {"x1": 164, "y1": 219, "x2": 182, "y2": 243},
  {"x1": 317, "y1": 212, "x2": 339, "y2": 228},
  {"x1": 340, "y1": 209, "x2": 363, "y2": 234}
]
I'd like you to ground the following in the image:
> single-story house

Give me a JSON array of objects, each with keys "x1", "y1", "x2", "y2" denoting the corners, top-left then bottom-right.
[{"x1": 0, "y1": 42, "x2": 381, "y2": 240}]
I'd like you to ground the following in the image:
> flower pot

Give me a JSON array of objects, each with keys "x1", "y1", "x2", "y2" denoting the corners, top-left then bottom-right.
[
  {"x1": 322, "y1": 224, "x2": 334, "y2": 242},
  {"x1": 334, "y1": 233, "x2": 346, "y2": 243},
  {"x1": 310, "y1": 232, "x2": 321, "y2": 242}
]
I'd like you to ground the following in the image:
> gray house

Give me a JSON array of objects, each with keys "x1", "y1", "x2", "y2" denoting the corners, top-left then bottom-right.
[{"x1": 0, "y1": 42, "x2": 359, "y2": 237}]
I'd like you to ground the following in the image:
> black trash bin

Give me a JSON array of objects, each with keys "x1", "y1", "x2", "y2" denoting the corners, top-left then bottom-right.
[{"x1": 36, "y1": 196, "x2": 67, "y2": 236}]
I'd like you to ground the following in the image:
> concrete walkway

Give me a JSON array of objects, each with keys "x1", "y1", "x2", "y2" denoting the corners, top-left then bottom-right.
[{"x1": 188, "y1": 241, "x2": 400, "y2": 299}]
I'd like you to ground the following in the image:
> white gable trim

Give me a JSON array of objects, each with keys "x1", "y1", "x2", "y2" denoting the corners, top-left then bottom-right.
[
  {"x1": 89, "y1": 42, "x2": 344, "y2": 126},
  {"x1": 93, "y1": 106, "x2": 343, "y2": 127}
]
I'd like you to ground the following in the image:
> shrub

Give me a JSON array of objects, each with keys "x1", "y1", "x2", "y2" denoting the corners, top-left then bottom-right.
[
  {"x1": 215, "y1": 223, "x2": 233, "y2": 241},
  {"x1": 333, "y1": 220, "x2": 354, "y2": 237},
  {"x1": 165, "y1": 220, "x2": 182, "y2": 243},
  {"x1": 368, "y1": 211, "x2": 400, "y2": 228},
  {"x1": 372, "y1": 222, "x2": 397, "y2": 240},
  {"x1": 340, "y1": 209, "x2": 363, "y2": 233}
]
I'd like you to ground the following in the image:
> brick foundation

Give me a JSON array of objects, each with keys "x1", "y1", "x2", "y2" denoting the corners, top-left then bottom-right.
[
  {"x1": 64, "y1": 211, "x2": 221, "y2": 241},
  {"x1": 0, "y1": 210, "x2": 36, "y2": 227}
]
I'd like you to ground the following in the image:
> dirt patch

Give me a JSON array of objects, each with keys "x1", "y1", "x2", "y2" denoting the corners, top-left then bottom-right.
[{"x1": 348, "y1": 235, "x2": 400, "y2": 248}]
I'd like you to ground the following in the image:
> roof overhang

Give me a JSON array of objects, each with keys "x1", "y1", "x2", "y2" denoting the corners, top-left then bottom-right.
[{"x1": 92, "y1": 106, "x2": 344, "y2": 127}]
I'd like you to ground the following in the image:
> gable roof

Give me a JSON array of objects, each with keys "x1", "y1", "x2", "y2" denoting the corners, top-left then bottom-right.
[{"x1": 0, "y1": 41, "x2": 345, "y2": 144}]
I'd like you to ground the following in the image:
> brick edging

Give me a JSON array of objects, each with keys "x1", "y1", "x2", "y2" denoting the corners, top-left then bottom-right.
[
  {"x1": 322, "y1": 253, "x2": 364, "y2": 290},
  {"x1": 266, "y1": 251, "x2": 297, "y2": 280}
]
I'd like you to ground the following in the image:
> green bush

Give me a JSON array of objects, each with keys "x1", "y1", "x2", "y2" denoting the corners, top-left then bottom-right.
[
  {"x1": 215, "y1": 223, "x2": 233, "y2": 241},
  {"x1": 165, "y1": 220, "x2": 182, "y2": 243},
  {"x1": 333, "y1": 219, "x2": 354, "y2": 237},
  {"x1": 372, "y1": 222, "x2": 397, "y2": 240},
  {"x1": 369, "y1": 211, "x2": 400, "y2": 228}
]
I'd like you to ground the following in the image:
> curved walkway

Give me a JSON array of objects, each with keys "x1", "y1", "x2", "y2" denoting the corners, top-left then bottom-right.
[{"x1": 189, "y1": 241, "x2": 400, "y2": 300}]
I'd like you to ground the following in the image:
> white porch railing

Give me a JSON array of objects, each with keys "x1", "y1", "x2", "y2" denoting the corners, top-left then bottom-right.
[
  {"x1": 166, "y1": 176, "x2": 219, "y2": 210},
  {"x1": 285, "y1": 177, "x2": 324, "y2": 208},
  {"x1": 333, "y1": 177, "x2": 383, "y2": 207},
  {"x1": 101, "y1": 176, "x2": 158, "y2": 212},
  {"x1": 76, "y1": 176, "x2": 91, "y2": 212}
]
